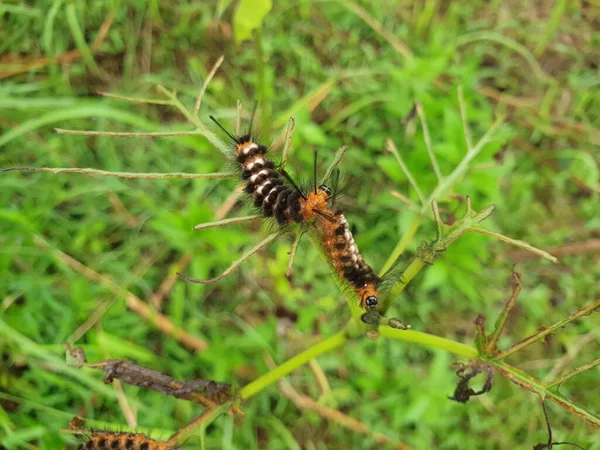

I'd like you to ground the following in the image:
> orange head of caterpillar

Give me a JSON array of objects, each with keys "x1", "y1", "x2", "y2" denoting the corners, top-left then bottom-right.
[
  {"x1": 358, "y1": 282, "x2": 379, "y2": 309},
  {"x1": 299, "y1": 184, "x2": 332, "y2": 221}
]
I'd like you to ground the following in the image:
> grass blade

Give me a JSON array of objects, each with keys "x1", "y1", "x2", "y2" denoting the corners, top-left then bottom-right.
[
  {"x1": 319, "y1": 145, "x2": 348, "y2": 186},
  {"x1": 179, "y1": 230, "x2": 286, "y2": 284},
  {"x1": 193, "y1": 215, "x2": 261, "y2": 231}
]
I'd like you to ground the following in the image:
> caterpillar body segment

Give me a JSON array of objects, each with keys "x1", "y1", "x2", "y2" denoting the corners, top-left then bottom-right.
[
  {"x1": 234, "y1": 136, "x2": 303, "y2": 225},
  {"x1": 314, "y1": 205, "x2": 381, "y2": 309}
]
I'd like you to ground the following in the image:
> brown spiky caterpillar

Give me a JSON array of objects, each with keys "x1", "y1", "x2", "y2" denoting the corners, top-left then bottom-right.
[{"x1": 78, "y1": 430, "x2": 175, "y2": 450}]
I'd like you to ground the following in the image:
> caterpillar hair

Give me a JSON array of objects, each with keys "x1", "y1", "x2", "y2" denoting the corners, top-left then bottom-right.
[
  {"x1": 315, "y1": 210, "x2": 380, "y2": 309},
  {"x1": 77, "y1": 430, "x2": 176, "y2": 450}
]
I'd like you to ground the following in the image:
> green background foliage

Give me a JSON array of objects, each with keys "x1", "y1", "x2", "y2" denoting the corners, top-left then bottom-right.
[{"x1": 1, "y1": 0, "x2": 598, "y2": 448}]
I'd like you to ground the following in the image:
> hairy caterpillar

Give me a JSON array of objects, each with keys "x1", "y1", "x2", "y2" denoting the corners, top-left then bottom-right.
[
  {"x1": 314, "y1": 205, "x2": 381, "y2": 309},
  {"x1": 77, "y1": 430, "x2": 175, "y2": 450},
  {"x1": 188, "y1": 110, "x2": 381, "y2": 309},
  {"x1": 210, "y1": 113, "x2": 324, "y2": 226}
]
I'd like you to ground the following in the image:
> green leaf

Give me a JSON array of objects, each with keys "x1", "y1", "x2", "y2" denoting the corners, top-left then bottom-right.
[{"x1": 233, "y1": 0, "x2": 272, "y2": 43}]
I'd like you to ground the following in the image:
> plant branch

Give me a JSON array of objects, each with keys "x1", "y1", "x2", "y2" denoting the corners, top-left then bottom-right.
[
  {"x1": 239, "y1": 332, "x2": 347, "y2": 401},
  {"x1": 386, "y1": 138, "x2": 425, "y2": 204},
  {"x1": 378, "y1": 215, "x2": 421, "y2": 277},
  {"x1": 379, "y1": 257, "x2": 425, "y2": 313},
  {"x1": 194, "y1": 55, "x2": 224, "y2": 120},
  {"x1": 485, "y1": 271, "x2": 523, "y2": 354},
  {"x1": 155, "y1": 86, "x2": 226, "y2": 155},
  {"x1": 54, "y1": 129, "x2": 206, "y2": 137},
  {"x1": 496, "y1": 298, "x2": 600, "y2": 360},
  {"x1": 1, "y1": 167, "x2": 235, "y2": 180},
  {"x1": 494, "y1": 361, "x2": 600, "y2": 429},
  {"x1": 416, "y1": 102, "x2": 442, "y2": 182},
  {"x1": 280, "y1": 116, "x2": 296, "y2": 171},
  {"x1": 378, "y1": 326, "x2": 478, "y2": 358},
  {"x1": 422, "y1": 115, "x2": 504, "y2": 215},
  {"x1": 545, "y1": 359, "x2": 600, "y2": 389}
]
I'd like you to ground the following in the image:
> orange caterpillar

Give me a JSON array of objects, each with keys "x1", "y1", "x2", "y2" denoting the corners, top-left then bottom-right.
[
  {"x1": 78, "y1": 430, "x2": 175, "y2": 450},
  {"x1": 283, "y1": 176, "x2": 381, "y2": 309},
  {"x1": 315, "y1": 206, "x2": 380, "y2": 309}
]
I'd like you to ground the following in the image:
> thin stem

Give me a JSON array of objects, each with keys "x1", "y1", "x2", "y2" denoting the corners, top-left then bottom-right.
[
  {"x1": 378, "y1": 326, "x2": 478, "y2": 358},
  {"x1": 320, "y1": 145, "x2": 348, "y2": 186},
  {"x1": 545, "y1": 359, "x2": 600, "y2": 389},
  {"x1": 485, "y1": 271, "x2": 522, "y2": 354},
  {"x1": 422, "y1": 116, "x2": 504, "y2": 215},
  {"x1": 493, "y1": 361, "x2": 600, "y2": 428},
  {"x1": 497, "y1": 299, "x2": 600, "y2": 360},
  {"x1": 239, "y1": 332, "x2": 347, "y2": 401},
  {"x1": 193, "y1": 215, "x2": 261, "y2": 231},
  {"x1": 474, "y1": 227, "x2": 558, "y2": 263},
  {"x1": 179, "y1": 230, "x2": 287, "y2": 284},
  {"x1": 386, "y1": 139, "x2": 426, "y2": 205},
  {"x1": 286, "y1": 229, "x2": 305, "y2": 278},
  {"x1": 0, "y1": 167, "x2": 235, "y2": 180},
  {"x1": 156, "y1": 86, "x2": 226, "y2": 155},
  {"x1": 416, "y1": 102, "x2": 442, "y2": 182},
  {"x1": 55, "y1": 129, "x2": 206, "y2": 137},
  {"x1": 379, "y1": 257, "x2": 426, "y2": 313},
  {"x1": 236, "y1": 100, "x2": 243, "y2": 136},
  {"x1": 457, "y1": 86, "x2": 473, "y2": 150},
  {"x1": 378, "y1": 215, "x2": 421, "y2": 277},
  {"x1": 280, "y1": 116, "x2": 296, "y2": 171},
  {"x1": 167, "y1": 405, "x2": 228, "y2": 446},
  {"x1": 194, "y1": 55, "x2": 224, "y2": 120},
  {"x1": 98, "y1": 91, "x2": 173, "y2": 105}
]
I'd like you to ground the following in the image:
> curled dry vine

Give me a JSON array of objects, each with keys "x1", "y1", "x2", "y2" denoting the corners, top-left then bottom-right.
[{"x1": 2, "y1": 58, "x2": 598, "y2": 447}]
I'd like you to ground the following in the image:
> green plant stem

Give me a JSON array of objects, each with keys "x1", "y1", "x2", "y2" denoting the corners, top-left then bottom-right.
[
  {"x1": 239, "y1": 332, "x2": 347, "y2": 401},
  {"x1": 379, "y1": 216, "x2": 421, "y2": 277},
  {"x1": 380, "y1": 257, "x2": 426, "y2": 313},
  {"x1": 1, "y1": 167, "x2": 235, "y2": 179},
  {"x1": 494, "y1": 361, "x2": 600, "y2": 429},
  {"x1": 379, "y1": 326, "x2": 478, "y2": 357},
  {"x1": 156, "y1": 86, "x2": 226, "y2": 154},
  {"x1": 545, "y1": 359, "x2": 600, "y2": 389},
  {"x1": 497, "y1": 298, "x2": 600, "y2": 360},
  {"x1": 422, "y1": 116, "x2": 504, "y2": 215},
  {"x1": 485, "y1": 272, "x2": 522, "y2": 353}
]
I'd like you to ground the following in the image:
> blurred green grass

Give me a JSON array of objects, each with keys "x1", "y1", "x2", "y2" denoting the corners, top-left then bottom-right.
[{"x1": 1, "y1": 1, "x2": 599, "y2": 449}]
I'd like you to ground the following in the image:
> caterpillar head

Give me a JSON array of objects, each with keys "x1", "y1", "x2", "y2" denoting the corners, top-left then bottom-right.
[
  {"x1": 359, "y1": 283, "x2": 379, "y2": 309},
  {"x1": 365, "y1": 295, "x2": 378, "y2": 308}
]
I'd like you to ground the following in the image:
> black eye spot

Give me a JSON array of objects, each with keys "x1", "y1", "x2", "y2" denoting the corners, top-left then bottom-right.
[
  {"x1": 365, "y1": 296, "x2": 378, "y2": 307},
  {"x1": 318, "y1": 184, "x2": 332, "y2": 196}
]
